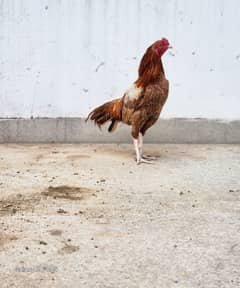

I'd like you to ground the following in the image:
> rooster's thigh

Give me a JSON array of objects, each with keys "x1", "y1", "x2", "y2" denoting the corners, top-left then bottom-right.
[
  {"x1": 130, "y1": 111, "x2": 148, "y2": 139},
  {"x1": 140, "y1": 116, "x2": 158, "y2": 136}
]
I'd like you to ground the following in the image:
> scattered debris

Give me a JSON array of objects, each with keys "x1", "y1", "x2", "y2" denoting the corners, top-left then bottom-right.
[{"x1": 57, "y1": 208, "x2": 67, "y2": 214}]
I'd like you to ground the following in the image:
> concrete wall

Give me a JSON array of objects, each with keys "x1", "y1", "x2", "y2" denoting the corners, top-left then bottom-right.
[
  {"x1": 1, "y1": 118, "x2": 240, "y2": 144},
  {"x1": 1, "y1": 0, "x2": 240, "y2": 119}
]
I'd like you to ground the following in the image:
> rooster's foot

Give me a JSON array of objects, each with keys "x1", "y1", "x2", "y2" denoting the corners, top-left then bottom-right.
[
  {"x1": 142, "y1": 155, "x2": 158, "y2": 161},
  {"x1": 136, "y1": 158, "x2": 153, "y2": 165}
]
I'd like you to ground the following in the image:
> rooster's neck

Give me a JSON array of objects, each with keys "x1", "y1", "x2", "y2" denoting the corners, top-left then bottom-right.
[{"x1": 135, "y1": 57, "x2": 165, "y2": 89}]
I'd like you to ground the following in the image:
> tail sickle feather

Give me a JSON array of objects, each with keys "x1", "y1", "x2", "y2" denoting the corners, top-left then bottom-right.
[
  {"x1": 86, "y1": 98, "x2": 122, "y2": 132},
  {"x1": 108, "y1": 119, "x2": 119, "y2": 132}
]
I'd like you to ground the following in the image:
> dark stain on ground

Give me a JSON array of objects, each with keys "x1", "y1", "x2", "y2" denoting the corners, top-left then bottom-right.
[
  {"x1": 59, "y1": 244, "x2": 79, "y2": 254},
  {"x1": 66, "y1": 154, "x2": 90, "y2": 160},
  {"x1": 35, "y1": 154, "x2": 44, "y2": 161},
  {"x1": 0, "y1": 186, "x2": 94, "y2": 216},
  {"x1": 42, "y1": 185, "x2": 93, "y2": 200},
  {"x1": 0, "y1": 193, "x2": 40, "y2": 216},
  {"x1": 49, "y1": 229, "x2": 63, "y2": 236}
]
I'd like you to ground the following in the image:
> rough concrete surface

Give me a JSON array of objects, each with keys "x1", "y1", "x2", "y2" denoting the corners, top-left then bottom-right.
[
  {"x1": 0, "y1": 144, "x2": 240, "y2": 288},
  {"x1": 0, "y1": 118, "x2": 240, "y2": 144}
]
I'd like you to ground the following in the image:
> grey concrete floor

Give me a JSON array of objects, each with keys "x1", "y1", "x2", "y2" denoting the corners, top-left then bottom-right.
[{"x1": 0, "y1": 144, "x2": 240, "y2": 288}]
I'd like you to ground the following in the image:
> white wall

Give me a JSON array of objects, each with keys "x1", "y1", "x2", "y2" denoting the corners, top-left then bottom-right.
[{"x1": 0, "y1": 0, "x2": 240, "y2": 119}]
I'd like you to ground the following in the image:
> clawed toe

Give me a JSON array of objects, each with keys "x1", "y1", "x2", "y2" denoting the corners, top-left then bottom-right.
[
  {"x1": 142, "y1": 155, "x2": 158, "y2": 161},
  {"x1": 136, "y1": 158, "x2": 154, "y2": 165}
]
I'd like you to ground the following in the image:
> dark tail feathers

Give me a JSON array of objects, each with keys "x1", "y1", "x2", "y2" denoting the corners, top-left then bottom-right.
[{"x1": 86, "y1": 98, "x2": 122, "y2": 132}]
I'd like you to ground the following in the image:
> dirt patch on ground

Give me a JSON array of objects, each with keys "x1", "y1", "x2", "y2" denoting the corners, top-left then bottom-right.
[
  {"x1": 0, "y1": 186, "x2": 94, "y2": 216},
  {"x1": 49, "y1": 229, "x2": 63, "y2": 236},
  {"x1": 0, "y1": 233, "x2": 17, "y2": 248},
  {"x1": 59, "y1": 244, "x2": 79, "y2": 254},
  {"x1": 0, "y1": 193, "x2": 40, "y2": 216},
  {"x1": 42, "y1": 185, "x2": 93, "y2": 201}
]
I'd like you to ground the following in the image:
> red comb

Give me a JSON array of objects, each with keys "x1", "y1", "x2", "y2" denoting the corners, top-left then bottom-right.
[{"x1": 161, "y1": 38, "x2": 169, "y2": 45}]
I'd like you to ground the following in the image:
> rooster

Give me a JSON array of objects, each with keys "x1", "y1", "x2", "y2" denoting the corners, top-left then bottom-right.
[{"x1": 87, "y1": 38, "x2": 171, "y2": 164}]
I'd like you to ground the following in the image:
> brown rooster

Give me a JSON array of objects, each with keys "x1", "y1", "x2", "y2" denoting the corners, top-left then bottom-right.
[{"x1": 87, "y1": 38, "x2": 171, "y2": 164}]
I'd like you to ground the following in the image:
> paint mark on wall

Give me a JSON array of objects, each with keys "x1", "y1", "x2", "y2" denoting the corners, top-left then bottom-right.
[{"x1": 95, "y1": 62, "x2": 105, "y2": 72}]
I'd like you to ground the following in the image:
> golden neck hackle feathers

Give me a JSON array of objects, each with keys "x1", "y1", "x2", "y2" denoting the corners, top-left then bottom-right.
[{"x1": 135, "y1": 46, "x2": 165, "y2": 90}]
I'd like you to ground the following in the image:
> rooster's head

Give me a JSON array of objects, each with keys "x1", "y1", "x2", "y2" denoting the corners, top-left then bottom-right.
[
  {"x1": 135, "y1": 38, "x2": 171, "y2": 89},
  {"x1": 152, "y1": 38, "x2": 171, "y2": 57}
]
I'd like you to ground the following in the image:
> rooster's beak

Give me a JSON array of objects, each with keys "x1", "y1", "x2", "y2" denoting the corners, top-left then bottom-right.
[{"x1": 168, "y1": 46, "x2": 173, "y2": 49}]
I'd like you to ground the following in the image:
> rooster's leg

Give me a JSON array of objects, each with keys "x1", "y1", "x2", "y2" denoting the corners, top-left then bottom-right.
[
  {"x1": 138, "y1": 133, "x2": 157, "y2": 161},
  {"x1": 133, "y1": 138, "x2": 141, "y2": 163},
  {"x1": 138, "y1": 132, "x2": 143, "y2": 157},
  {"x1": 133, "y1": 137, "x2": 153, "y2": 165}
]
